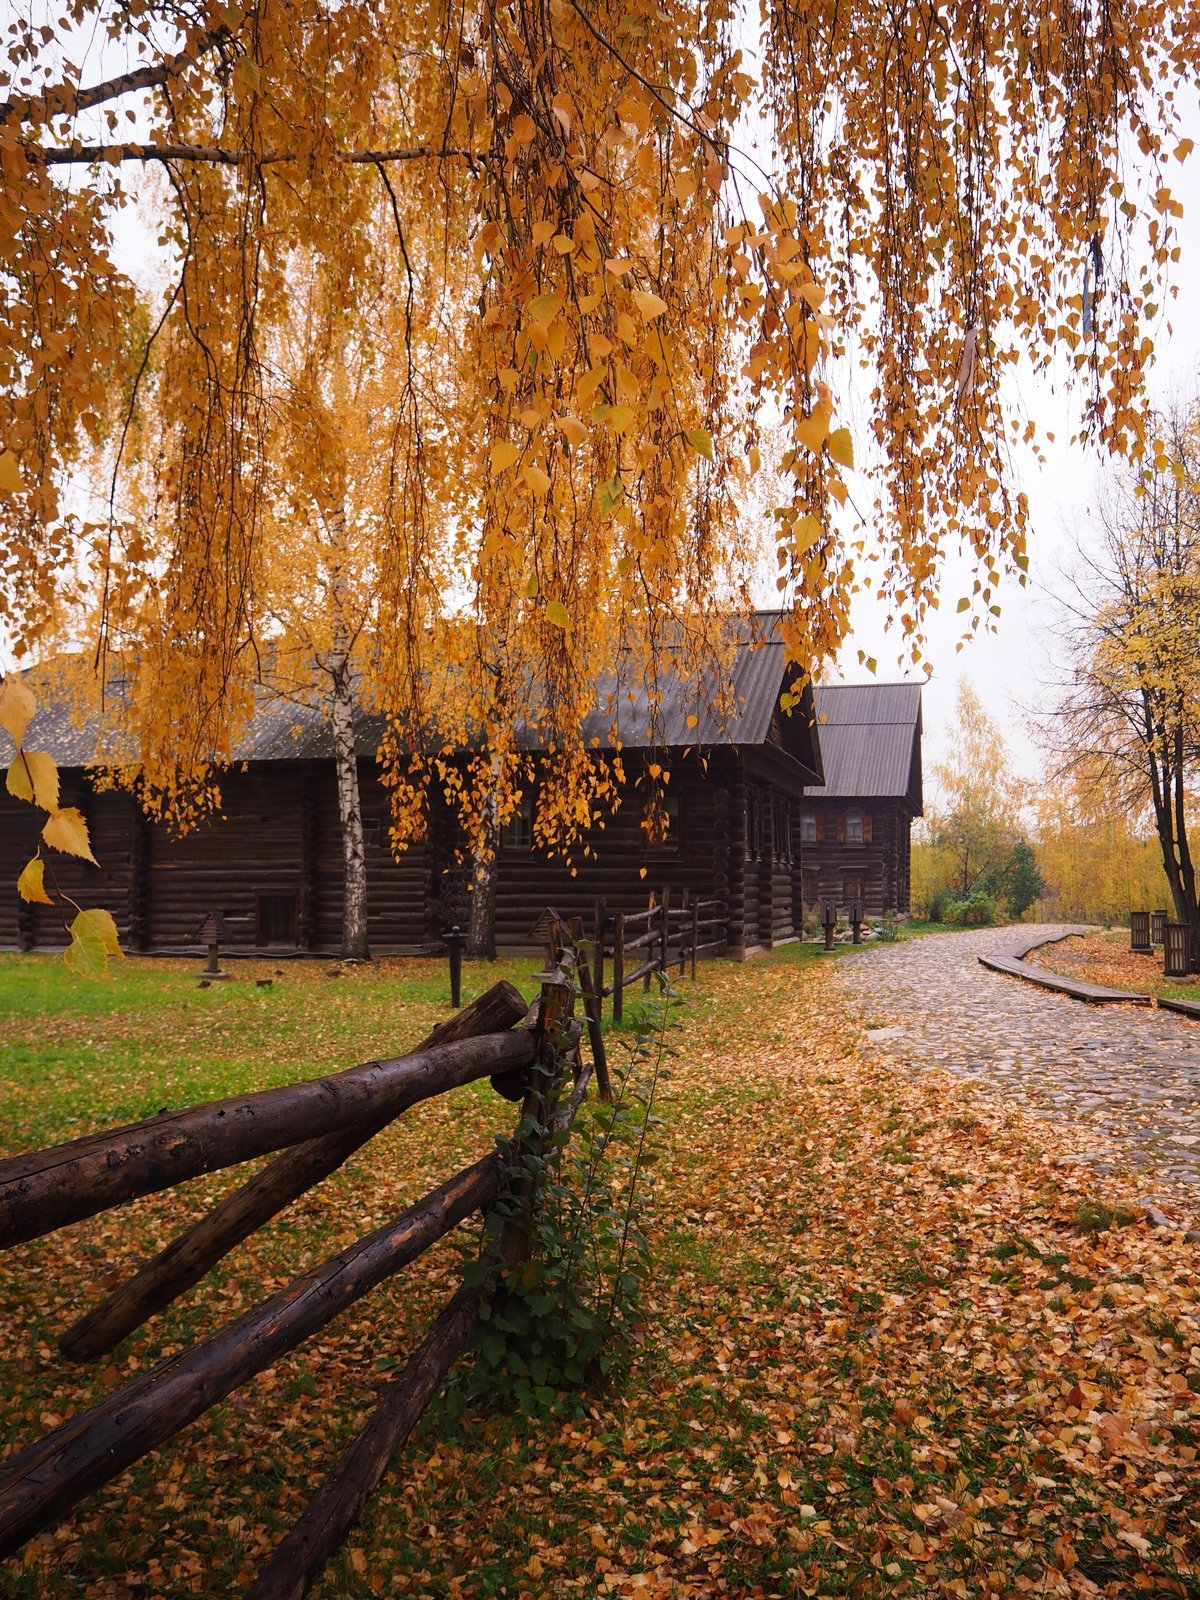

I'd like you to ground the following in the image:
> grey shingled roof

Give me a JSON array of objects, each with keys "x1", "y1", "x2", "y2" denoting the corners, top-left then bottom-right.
[
  {"x1": 562, "y1": 613, "x2": 810, "y2": 750},
  {"x1": 11, "y1": 615, "x2": 821, "y2": 779},
  {"x1": 802, "y1": 682, "x2": 923, "y2": 806}
]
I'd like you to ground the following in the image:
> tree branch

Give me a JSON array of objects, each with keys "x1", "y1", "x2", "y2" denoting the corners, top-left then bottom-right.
[
  {"x1": 29, "y1": 142, "x2": 488, "y2": 168},
  {"x1": 1, "y1": 27, "x2": 231, "y2": 126}
]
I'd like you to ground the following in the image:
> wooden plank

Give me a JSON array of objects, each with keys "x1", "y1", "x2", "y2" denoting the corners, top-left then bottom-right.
[
  {"x1": 978, "y1": 952, "x2": 1151, "y2": 1004},
  {"x1": 1157, "y1": 995, "x2": 1200, "y2": 1019}
]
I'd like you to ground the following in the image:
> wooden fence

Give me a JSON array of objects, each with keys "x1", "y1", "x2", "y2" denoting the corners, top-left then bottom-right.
[
  {"x1": 0, "y1": 950, "x2": 608, "y2": 1597},
  {"x1": 584, "y1": 890, "x2": 727, "y2": 1024}
]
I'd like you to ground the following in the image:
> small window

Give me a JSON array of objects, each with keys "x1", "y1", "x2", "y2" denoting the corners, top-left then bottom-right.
[
  {"x1": 744, "y1": 790, "x2": 760, "y2": 861},
  {"x1": 361, "y1": 815, "x2": 382, "y2": 849},
  {"x1": 774, "y1": 798, "x2": 792, "y2": 864},
  {"x1": 643, "y1": 793, "x2": 680, "y2": 852},
  {"x1": 256, "y1": 891, "x2": 298, "y2": 947},
  {"x1": 799, "y1": 812, "x2": 817, "y2": 844},
  {"x1": 845, "y1": 808, "x2": 864, "y2": 845},
  {"x1": 501, "y1": 792, "x2": 533, "y2": 851}
]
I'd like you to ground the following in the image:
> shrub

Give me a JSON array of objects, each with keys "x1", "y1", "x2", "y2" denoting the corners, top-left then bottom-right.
[{"x1": 943, "y1": 892, "x2": 999, "y2": 926}]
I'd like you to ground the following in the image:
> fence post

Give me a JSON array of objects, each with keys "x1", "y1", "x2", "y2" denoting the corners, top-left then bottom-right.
[
  {"x1": 691, "y1": 897, "x2": 699, "y2": 980},
  {"x1": 660, "y1": 885, "x2": 670, "y2": 979},
  {"x1": 501, "y1": 963, "x2": 573, "y2": 1271},
  {"x1": 593, "y1": 900, "x2": 607, "y2": 1023},
  {"x1": 613, "y1": 913, "x2": 625, "y2": 1024},
  {"x1": 571, "y1": 916, "x2": 612, "y2": 1103}
]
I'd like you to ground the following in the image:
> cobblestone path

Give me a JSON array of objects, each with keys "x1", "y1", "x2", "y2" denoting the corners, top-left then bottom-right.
[{"x1": 830, "y1": 924, "x2": 1200, "y2": 1188}]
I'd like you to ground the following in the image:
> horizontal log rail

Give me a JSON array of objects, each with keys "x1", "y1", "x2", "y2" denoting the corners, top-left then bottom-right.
[
  {"x1": 59, "y1": 982, "x2": 529, "y2": 1360},
  {"x1": 0, "y1": 930, "x2": 608, "y2": 1598},
  {"x1": 0, "y1": 1027, "x2": 534, "y2": 1249},
  {"x1": 0, "y1": 1157, "x2": 500, "y2": 1558}
]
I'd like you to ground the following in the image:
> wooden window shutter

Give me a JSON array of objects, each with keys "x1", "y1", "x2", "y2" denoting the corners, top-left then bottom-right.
[
  {"x1": 836, "y1": 813, "x2": 846, "y2": 844},
  {"x1": 863, "y1": 812, "x2": 873, "y2": 844},
  {"x1": 815, "y1": 812, "x2": 825, "y2": 843}
]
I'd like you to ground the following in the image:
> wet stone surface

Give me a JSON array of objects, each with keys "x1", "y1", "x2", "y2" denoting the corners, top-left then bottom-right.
[{"x1": 831, "y1": 924, "x2": 1200, "y2": 1188}]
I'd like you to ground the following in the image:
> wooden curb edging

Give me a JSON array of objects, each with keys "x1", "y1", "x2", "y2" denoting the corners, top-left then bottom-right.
[{"x1": 977, "y1": 927, "x2": 1154, "y2": 1005}]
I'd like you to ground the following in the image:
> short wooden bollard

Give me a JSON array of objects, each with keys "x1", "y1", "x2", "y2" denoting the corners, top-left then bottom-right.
[
  {"x1": 850, "y1": 899, "x2": 865, "y2": 945},
  {"x1": 443, "y1": 924, "x2": 466, "y2": 1009},
  {"x1": 1164, "y1": 921, "x2": 1192, "y2": 978},
  {"x1": 1130, "y1": 910, "x2": 1152, "y2": 954},
  {"x1": 822, "y1": 903, "x2": 837, "y2": 953},
  {"x1": 196, "y1": 912, "x2": 231, "y2": 982}
]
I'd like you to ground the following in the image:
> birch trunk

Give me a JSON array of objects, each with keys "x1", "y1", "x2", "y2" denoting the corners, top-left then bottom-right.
[
  {"x1": 467, "y1": 789, "x2": 499, "y2": 959},
  {"x1": 325, "y1": 508, "x2": 370, "y2": 962}
]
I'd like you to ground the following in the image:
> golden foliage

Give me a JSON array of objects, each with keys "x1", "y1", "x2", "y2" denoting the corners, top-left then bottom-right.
[{"x1": 1, "y1": 1, "x2": 1196, "y2": 842}]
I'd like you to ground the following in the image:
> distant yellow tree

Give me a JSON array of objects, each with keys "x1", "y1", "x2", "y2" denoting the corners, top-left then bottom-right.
[
  {"x1": 1029, "y1": 767, "x2": 1171, "y2": 925},
  {"x1": 1046, "y1": 403, "x2": 1200, "y2": 950}
]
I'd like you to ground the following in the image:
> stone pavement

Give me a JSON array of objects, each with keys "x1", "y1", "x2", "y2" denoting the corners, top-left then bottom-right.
[{"x1": 829, "y1": 923, "x2": 1200, "y2": 1188}]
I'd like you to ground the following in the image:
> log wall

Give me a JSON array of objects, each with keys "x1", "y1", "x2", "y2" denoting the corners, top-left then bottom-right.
[
  {"x1": 0, "y1": 762, "x2": 434, "y2": 955},
  {"x1": 798, "y1": 798, "x2": 915, "y2": 918},
  {"x1": 1, "y1": 751, "x2": 814, "y2": 957}
]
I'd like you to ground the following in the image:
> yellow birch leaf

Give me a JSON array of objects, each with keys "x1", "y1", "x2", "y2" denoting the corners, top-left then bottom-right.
[
  {"x1": 597, "y1": 476, "x2": 625, "y2": 514},
  {"x1": 64, "y1": 907, "x2": 123, "y2": 980},
  {"x1": 795, "y1": 413, "x2": 829, "y2": 454},
  {"x1": 686, "y1": 428, "x2": 714, "y2": 460},
  {"x1": 42, "y1": 806, "x2": 98, "y2": 864},
  {"x1": 0, "y1": 676, "x2": 35, "y2": 747},
  {"x1": 555, "y1": 413, "x2": 587, "y2": 447},
  {"x1": 956, "y1": 596, "x2": 971, "y2": 612},
  {"x1": 523, "y1": 463, "x2": 552, "y2": 496},
  {"x1": 6, "y1": 750, "x2": 59, "y2": 809},
  {"x1": 793, "y1": 514, "x2": 823, "y2": 553},
  {"x1": 545, "y1": 599, "x2": 569, "y2": 628},
  {"x1": 510, "y1": 113, "x2": 537, "y2": 147},
  {"x1": 632, "y1": 288, "x2": 669, "y2": 321},
  {"x1": 17, "y1": 856, "x2": 52, "y2": 904},
  {"x1": 545, "y1": 319, "x2": 566, "y2": 362},
  {"x1": 0, "y1": 450, "x2": 21, "y2": 494},
  {"x1": 828, "y1": 427, "x2": 854, "y2": 468},
  {"x1": 527, "y1": 291, "x2": 562, "y2": 326},
  {"x1": 490, "y1": 441, "x2": 520, "y2": 473}
]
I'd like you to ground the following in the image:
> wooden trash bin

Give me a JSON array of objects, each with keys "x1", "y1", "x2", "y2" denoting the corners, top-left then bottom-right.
[
  {"x1": 1151, "y1": 909, "x2": 1168, "y2": 945},
  {"x1": 1130, "y1": 910, "x2": 1152, "y2": 954},
  {"x1": 1164, "y1": 921, "x2": 1192, "y2": 978}
]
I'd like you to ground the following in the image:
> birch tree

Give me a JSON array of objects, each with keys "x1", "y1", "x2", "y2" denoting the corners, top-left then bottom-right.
[{"x1": 2, "y1": 0, "x2": 1196, "y2": 887}]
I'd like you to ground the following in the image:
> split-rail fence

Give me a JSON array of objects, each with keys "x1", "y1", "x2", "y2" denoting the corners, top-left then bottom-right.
[{"x1": 0, "y1": 938, "x2": 610, "y2": 1598}]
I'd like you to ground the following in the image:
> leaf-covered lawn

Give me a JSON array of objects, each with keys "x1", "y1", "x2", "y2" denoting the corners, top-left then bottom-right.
[
  {"x1": 1029, "y1": 931, "x2": 1200, "y2": 1003},
  {"x1": 0, "y1": 949, "x2": 1197, "y2": 1598}
]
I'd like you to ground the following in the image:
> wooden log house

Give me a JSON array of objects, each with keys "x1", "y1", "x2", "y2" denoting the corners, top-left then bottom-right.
[
  {"x1": 0, "y1": 617, "x2": 826, "y2": 958},
  {"x1": 799, "y1": 682, "x2": 924, "y2": 919}
]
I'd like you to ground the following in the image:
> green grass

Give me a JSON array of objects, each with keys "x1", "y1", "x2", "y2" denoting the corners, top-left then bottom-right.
[{"x1": 0, "y1": 950, "x2": 543, "y2": 1147}]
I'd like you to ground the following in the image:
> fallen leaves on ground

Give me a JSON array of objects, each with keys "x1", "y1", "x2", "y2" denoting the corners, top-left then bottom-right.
[
  {"x1": 0, "y1": 950, "x2": 1197, "y2": 1598},
  {"x1": 1029, "y1": 931, "x2": 1195, "y2": 1002}
]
